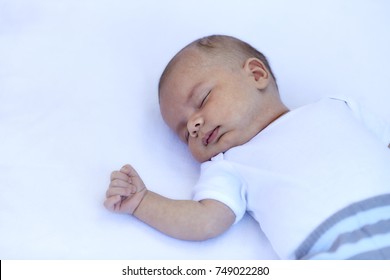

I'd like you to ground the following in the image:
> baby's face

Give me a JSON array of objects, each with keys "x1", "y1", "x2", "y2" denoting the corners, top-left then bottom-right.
[{"x1": 160, "y1": 49, "x2": 275, "y2": 162}]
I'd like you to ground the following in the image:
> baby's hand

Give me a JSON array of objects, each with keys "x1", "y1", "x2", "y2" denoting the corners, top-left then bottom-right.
[{"x1": 104, "y1": 164, "x2": 147, "y2": 215}]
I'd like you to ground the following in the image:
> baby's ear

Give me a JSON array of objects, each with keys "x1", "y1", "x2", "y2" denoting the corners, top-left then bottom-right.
[{"x1": 243, "y1": 58, "x2": 270, "y2": 89}]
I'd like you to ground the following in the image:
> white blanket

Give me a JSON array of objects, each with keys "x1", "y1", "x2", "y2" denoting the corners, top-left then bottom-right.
[{"x1": 1, "y1": 0, "x2": 389, "y2": 259}]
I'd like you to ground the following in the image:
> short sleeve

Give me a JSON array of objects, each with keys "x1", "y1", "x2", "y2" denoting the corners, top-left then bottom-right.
[
  {"x1": 330, "y1": 96, "x2": 390, "y2": 146},
  {"x1": 193, "y1": 155, "x2": 247, "y2": 224}
]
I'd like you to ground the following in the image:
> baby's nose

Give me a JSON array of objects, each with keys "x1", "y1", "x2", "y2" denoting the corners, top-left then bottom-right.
[{"x1": 187, "y1": 117, "x2": 204, "y2": 137}]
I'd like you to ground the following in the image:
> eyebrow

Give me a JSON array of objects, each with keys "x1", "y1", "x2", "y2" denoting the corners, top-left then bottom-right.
[{"x1": 186, "y1": 82, "x2": 203, "y2": 104}]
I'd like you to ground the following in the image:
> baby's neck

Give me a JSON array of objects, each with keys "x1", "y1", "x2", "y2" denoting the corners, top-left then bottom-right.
[{"x1": 261, "y1": 102, "x2": 290, "y2": 132}]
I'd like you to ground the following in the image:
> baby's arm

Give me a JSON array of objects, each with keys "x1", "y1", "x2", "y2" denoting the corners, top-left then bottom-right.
[{"x1": 104, "y1": 165, "x2": 235, "y2": 241}]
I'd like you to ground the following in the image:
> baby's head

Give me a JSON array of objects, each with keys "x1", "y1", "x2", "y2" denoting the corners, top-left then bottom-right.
[{"x1": 159, "y1": 35, "x2": 288, "y2": 162}]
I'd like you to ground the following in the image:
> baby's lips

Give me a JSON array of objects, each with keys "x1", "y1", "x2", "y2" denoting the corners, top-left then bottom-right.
[{"x1": 202, "y1": 126, "x2": 219, "y2": 146}]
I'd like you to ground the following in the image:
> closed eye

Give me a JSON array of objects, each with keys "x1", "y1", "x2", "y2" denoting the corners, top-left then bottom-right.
[{"x1": 200, "y1": 90, "x2": 211, "y2": 108}]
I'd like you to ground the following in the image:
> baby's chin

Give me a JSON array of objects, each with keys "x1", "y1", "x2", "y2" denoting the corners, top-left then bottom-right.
[
  {"x1": 192, "y1": 151, "x2": 219, "y2": 163},
  {"x1": 191, "y1": 141, "x2": 236, "y2": 163},
  {"x1": 192, "y1": 131, "x2": 259, "y2": 162}
]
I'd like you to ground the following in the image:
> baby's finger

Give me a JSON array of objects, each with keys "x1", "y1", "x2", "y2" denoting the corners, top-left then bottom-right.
[
  {"x1": 110, "y1": 170, "x2": 129, "y2": 182},
  {"x1": 106, "y1": 186, "x2": 132, "y2": 198},
  {"x1": 120, "y1": 164, "x2": 145, "y2": 190},
  {"x1": 109, "y1": 178, "x2": 133, "y2": 190},
  {"x1": 120, "y1": 164, "x2": 141, "y2": 177},
  {"x1": 104, "y1": 195, "x2": 121, "y2": 211}
]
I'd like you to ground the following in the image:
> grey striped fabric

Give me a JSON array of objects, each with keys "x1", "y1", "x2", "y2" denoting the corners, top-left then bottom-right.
[
  {"x1": 349, "y1": 246, "x2": 390, "y2": 259},
  {"x1": 295, "y1": 194, "x2": 390, "y2": 260}
]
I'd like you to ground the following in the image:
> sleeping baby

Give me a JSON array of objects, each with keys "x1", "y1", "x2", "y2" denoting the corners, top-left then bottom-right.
[{"x1": 104, "y1": 35, "x2": 390, "y2": 259}]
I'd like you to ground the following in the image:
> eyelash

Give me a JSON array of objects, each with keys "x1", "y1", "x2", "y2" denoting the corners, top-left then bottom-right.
[{"x1": 200, "y1": 90, "x2": 211, "y2": 108}]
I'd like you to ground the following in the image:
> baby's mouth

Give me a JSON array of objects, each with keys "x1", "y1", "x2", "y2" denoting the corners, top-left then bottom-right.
[{"x1": 202, "y1": 126, "x2": 220, "y2": 146}]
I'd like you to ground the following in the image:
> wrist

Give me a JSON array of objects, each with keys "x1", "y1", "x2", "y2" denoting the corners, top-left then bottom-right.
[{"x1": 131, "y1": 187, "x2": 148, "y2": 215}]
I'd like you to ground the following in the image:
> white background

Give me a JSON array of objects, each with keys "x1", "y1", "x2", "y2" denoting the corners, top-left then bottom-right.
[{"x1": 1, "y1": 0, "x2": 389, "y2": 259}]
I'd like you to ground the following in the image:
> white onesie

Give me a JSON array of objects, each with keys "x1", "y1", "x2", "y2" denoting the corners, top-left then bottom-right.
[{"x1": 193, "y1": 97, "x2": 390, "y2": 259}]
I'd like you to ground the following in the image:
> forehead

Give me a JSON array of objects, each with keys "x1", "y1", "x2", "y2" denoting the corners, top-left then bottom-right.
[
  {"x1": 163, "y1": 48, "x2": 205, "y2": 83},
  {"x1": 160, "y1": 49, "x2": 205, "y2": 98},
  {"x1": 159, "y1": 46, "x2": 226, "y2": 100}
]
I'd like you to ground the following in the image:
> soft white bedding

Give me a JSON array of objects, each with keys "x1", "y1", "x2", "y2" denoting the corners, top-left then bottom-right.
[{"x1": 1, "y1": 0, "x2": 389, "y2": 259}]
